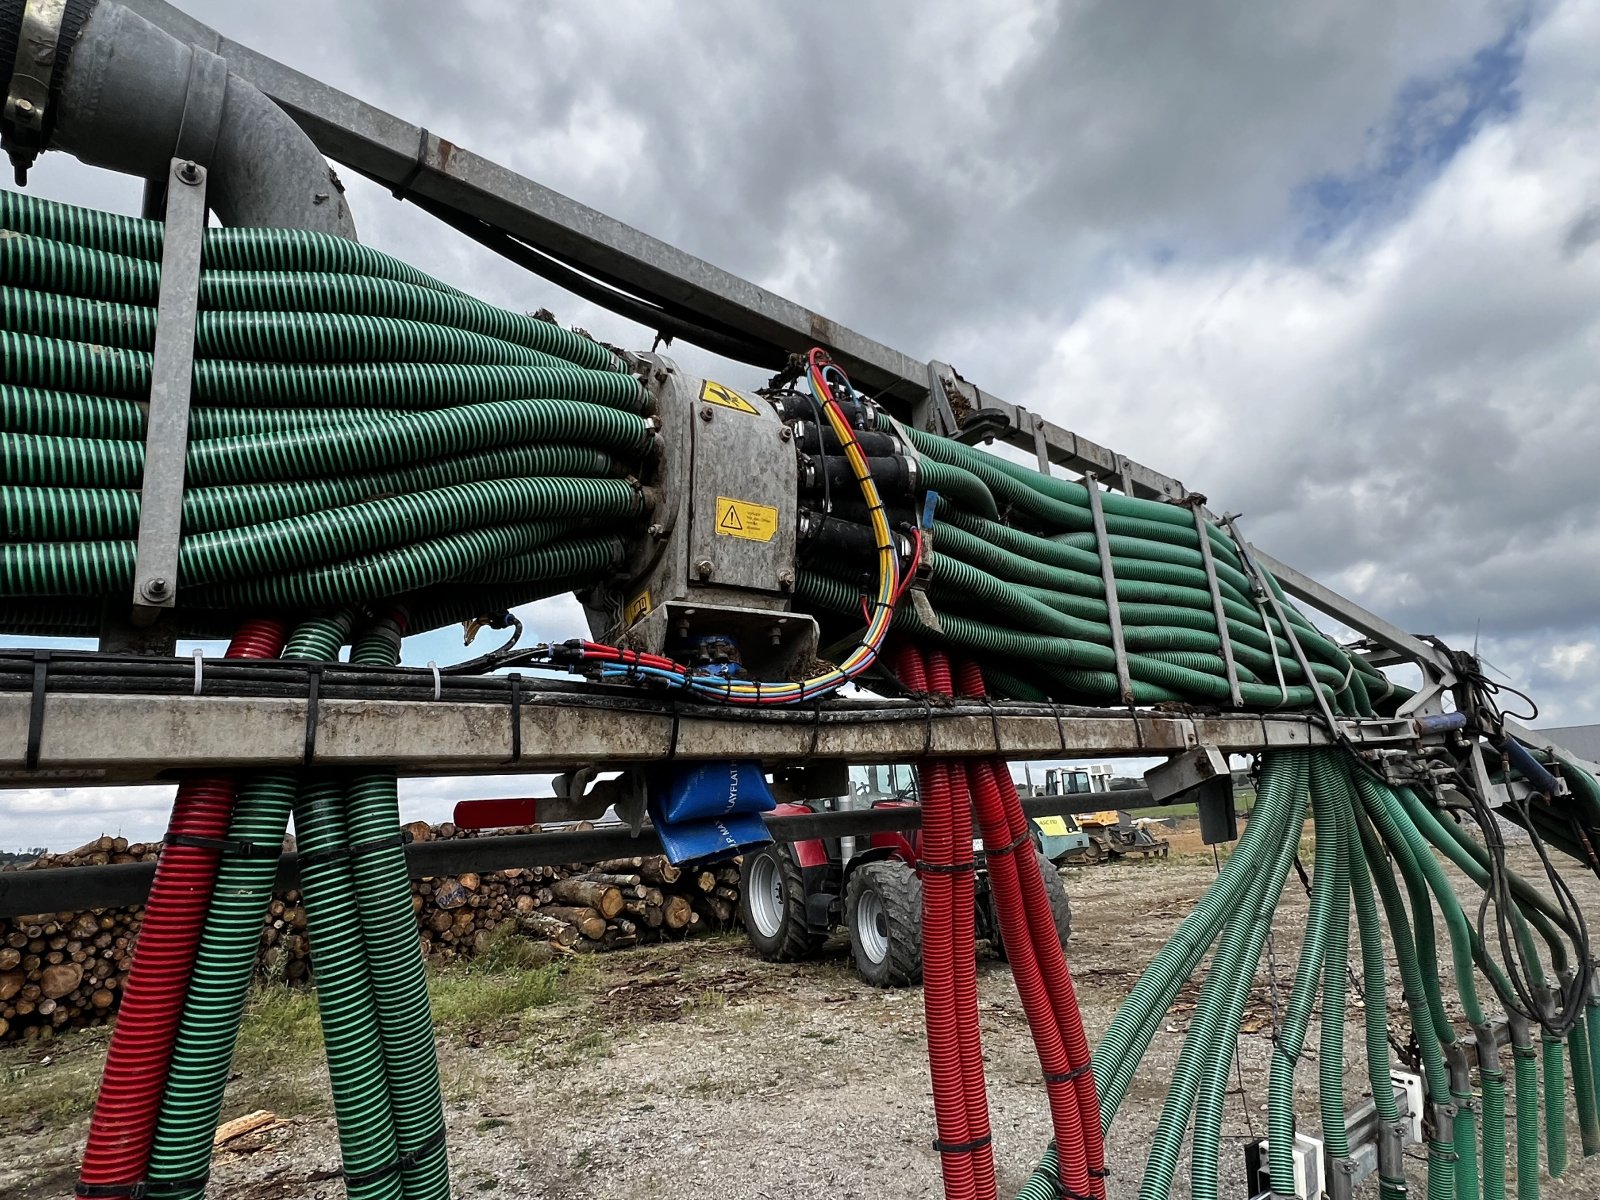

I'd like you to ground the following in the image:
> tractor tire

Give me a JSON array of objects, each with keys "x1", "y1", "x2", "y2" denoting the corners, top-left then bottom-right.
[
  {"x1": 739, "y1": 844, "x2": 824, "y2": 962},
  {"x1": 991, "y1": 850, "x2": 1074, "y2": 960},
  {"x1": 846, "y1": 860, "x2": 923, "y2": 987}
]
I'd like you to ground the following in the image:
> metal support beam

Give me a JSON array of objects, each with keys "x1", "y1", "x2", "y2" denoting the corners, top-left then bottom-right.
[
  {"x1": 129, "y1": 156, "x2": 206, "y2": 623},
  {"x1": 0, "y1": 690, "x2": 1333, "y2": 785}
]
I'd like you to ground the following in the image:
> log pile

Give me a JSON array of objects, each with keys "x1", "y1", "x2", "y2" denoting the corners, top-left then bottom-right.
[
  {"x1": 0, "y1": 837, "x2": 155, "y2": 1041},
  {"x1": 1, "y1": 825, "x2": 744, "y2": 1042}
]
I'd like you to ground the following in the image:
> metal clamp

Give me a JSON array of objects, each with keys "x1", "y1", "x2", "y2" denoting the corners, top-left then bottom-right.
[
  {"x1": 2, "y1": 0, "x2": 68, "y2": 184},
  {"x1": 1187, "y1": 497, "x2": 1242, "y2": 707},
  {"x1": 1084, "y1": 473, "x2": 1134, "y2": 704},
  {"x1": 130, "y1": 157, "x2": 208, "y2": 623}
]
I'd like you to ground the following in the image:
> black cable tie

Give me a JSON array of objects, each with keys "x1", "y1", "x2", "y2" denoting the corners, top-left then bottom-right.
[
  {"x1": 25, "y1": 649, "x2": 50, "y2": 770},
  {"x1": 1053, "y1": 703, "x2": 1068, "y2": 755},
  {"x1": 296, "y1": 843, "x2": 352, "y2": 869},
  {"x1": 1044, "y1": 1062, "x2": 1093, "y2": 1084},
  {"x1": 391, "y1": 126, "x2": 431, "y2": 199},
  {"x1": 807, "y1": 699, "x2": 824, "y2": 758},
  {"x1": 398, "y1": 1127, "x2": 448, "y2": 1169},
  {"x1": 922, "y1": 697, "x2": 935, "y2": 759},
  {"x1": 164, "y1": 834, "x2": 279, "y2": 859},
  {"x1": 75, "y1": 1184, "x2": 148, "y2": 1199},
  {"x1": 303, "y1": 663, "x2": 323, "y2": 766},
  {"x1": 666, "y1": 706, "x2": 681, "y2": 761},
  {"x1": 507, "y1": 672, "x2": 523, "y2": 764},
  {"x1": 346, "y1": 831, "x2": 407, "y2": 860},
  {"x1": 1089, "y1": 1167, "x2": 1112, "y2": 1178},
  {"x1": 916, "y1": 859, "x2": 977, "y2": 875},
  {"x1": 984, "y1": 695, "x2": 1003, "y2": 755},
  {"x1": 983, "y1": 829, "x2": 1033, "y2": 859},
  {"x1": 931, "y1": 1133, "x2": 992, "y2": 1155},
  {"x1": 144, "y1": 1173, "x2": 211, "y2": 1197},
  {"x1": 342, "y1": 1158, "x2": 402, "y2": 1189}
]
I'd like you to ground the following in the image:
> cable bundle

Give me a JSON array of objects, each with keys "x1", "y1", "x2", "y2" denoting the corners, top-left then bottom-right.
[{"x1": 0, "y1": 188, "x2": 653, "y2": 636}]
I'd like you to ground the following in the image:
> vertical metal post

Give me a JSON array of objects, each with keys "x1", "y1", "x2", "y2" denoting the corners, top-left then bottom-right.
[
  {"x1": 1190, "y1": 500, "x2": 1243, "y2": 709},
  {"x1": 130, "y1": 157, "x2": 207, "y2": 624},
  {"x1": 1084, "y1": 473, "x2": 1135, "y2": 705}
]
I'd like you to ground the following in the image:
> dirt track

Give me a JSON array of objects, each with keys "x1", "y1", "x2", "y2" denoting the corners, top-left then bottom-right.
[{"x1": 5, "y1": 845, "x2": 1600, "y2": 1199}]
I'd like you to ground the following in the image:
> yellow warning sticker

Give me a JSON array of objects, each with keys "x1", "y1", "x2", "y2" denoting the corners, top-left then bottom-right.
[
  {"x1": 623, "y1": 589, "x2": 651, "y2": 626},
  {"x1": 1033, "y1": 815, "x2": 1070, "y2": 838},
  {"x1": 715, "y1": 496, "x2": 778, "y2": 542},
  {"x1": 699, "y1": 378, "x2": 760, "y2": 415}
]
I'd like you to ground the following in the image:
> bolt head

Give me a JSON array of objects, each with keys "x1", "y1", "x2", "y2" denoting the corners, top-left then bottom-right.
[
  {"x1": 143, "y1": 577, "x2": 170, "y2": 599},
  {"x1": 699, "y1": 406, "x2": 713, "y2": 422},
  {"x1": 779, "y1": 426, "x2": 792, "y2": 441},
  {"x1": 176, "y1": 160, "x2": 202, "y2": 185},
  {"x1": 777, "y1": 570, "x2": 795, "y2": 592},
  {"x1": 15, "y1": 98, "x2": 33, "y2": 114},
  {"x1": 647, "y1": 523, "x2": 666, "y2": 541},
  {"x1": 695, "y1": 559, "x2": 714, "y2": 579}
]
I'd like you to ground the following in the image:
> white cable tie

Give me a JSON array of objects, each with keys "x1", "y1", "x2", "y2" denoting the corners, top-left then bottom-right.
[
  {"x1": 428, "y1": 660, "x2": 441, "y2": 701},
  {"x1": 193, "y1": 648, "x2": 205, "y2": 696}
]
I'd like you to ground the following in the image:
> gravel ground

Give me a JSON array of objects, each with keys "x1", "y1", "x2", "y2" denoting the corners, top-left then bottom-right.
[{"x1": 5, "y1": 837, "x2": 1600, "y2": 1199}]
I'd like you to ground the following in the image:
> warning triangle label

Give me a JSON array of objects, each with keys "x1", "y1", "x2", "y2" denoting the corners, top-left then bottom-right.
[
  {"x1": 719, "y1": 504, "x2": 744, "y2": 531},
  {"x1": 699, "y1": 379, "x2": 760, "y2": 415}
]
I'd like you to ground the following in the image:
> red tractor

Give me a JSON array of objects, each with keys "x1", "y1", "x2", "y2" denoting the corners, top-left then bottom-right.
[{"x1": 738, "y1": 765, "x2": 1073, "y2": 985}]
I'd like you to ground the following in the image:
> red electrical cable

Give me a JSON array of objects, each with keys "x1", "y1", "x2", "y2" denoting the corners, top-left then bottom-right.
[{"x1": 77, "y1": 619, "x2": 288, "y2": 1193}]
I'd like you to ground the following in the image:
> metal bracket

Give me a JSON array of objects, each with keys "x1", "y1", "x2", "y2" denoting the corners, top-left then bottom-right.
[
  {"x1": 1145, "y1": 745, "x2": 1236, "y2": 843},
  {"x1": 1084, "y1": 473, "x2": 1135, "y2": 705},
  {"x1": 130, "y1": 157, "x2": 207, "y2": 624},
  {"x1": 2, "y1": 0, "x2": 68, "y2": 184},
  {"x1": 1188, "y1": 499, "x2": 1243, "y2": 708}
]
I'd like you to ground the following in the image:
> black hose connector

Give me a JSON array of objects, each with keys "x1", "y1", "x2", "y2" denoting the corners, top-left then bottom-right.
[
  {"x1": 793, "y1": 420, "x2": 899, "y2": 457},
  {"x1": 801, "y1": 453, "x2": 916, "y2": 501}
]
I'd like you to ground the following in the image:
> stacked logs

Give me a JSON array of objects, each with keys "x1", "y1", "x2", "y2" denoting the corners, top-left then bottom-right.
[
  {"x1": 0, "y1": 837, "x2": 156, "y2": 1041},
  {"x1": 1, "y1": 825, "x2": 744, "y2": 1041}
]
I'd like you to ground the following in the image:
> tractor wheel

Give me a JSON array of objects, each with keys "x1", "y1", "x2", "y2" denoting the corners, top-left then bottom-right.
[
  {"x1": 739, "y1": 844, "x2": 824, "y2": 962},
  {"x1": 991, "y1": 850, "x2": 1074, "y2": 960},
  {"x1": 846, "y1": 860, "x2": 923, "y2": 987}
]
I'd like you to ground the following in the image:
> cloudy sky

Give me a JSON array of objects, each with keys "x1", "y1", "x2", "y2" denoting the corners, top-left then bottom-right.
[{"x1": 6, "y1": 0, "x2": 1599, "y2": 849}]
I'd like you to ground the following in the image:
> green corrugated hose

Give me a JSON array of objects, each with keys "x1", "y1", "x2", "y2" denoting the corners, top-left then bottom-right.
[
  {"x1": 1544, "y1": 1038, "x2": 1567, "y2": 1178},
  {"x1": 0, "y1": 188, "x2": 650, "y2": 637},
  {"x1": 146, "y1": 612, "x2": 355, "y2": 1198},
  {"x1": 347, "y1": 612, "x2": 451, "y2": 1199}
]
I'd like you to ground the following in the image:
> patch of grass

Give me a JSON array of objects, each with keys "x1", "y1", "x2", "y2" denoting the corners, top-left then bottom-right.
[
  {"x1": 231, "y1": 983, "x2": 329, "y2": 1117},
  {"x1": 429, "y1": 962, "x2": 565, "y2": 1029},
  {"x1": 0, "y1": 1040, "x2": 104, "y2": 1128}
]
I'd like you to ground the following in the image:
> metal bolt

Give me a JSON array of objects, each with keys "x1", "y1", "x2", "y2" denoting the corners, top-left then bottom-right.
[
  {"x1": 142, "y1": 577, "x2": 170, "y2": 600},
  {"x1": 176, "y1": 160, "x2": 202, "y2": 186},
  {"x1": 654, "y1": 370, "x2": 668, "y2": 384},
  {"x1": 695, "y1": 559, "x2": 714, "y2": 579},
  {"x1": 777, "y1": 569, "x2": 795, "y2": 592},
  {"x1": 779, "y1": 426, "x2": 792, "y2": 441},
  {"x1": 699, "y1": 406, "x2": 713, "y2": 422},
  {"x1": 14, "y1": 98, "x2": 33, "y2": 114},
  {"x1": 647, "y1": 523, "x2": 666, "y2": 541}
]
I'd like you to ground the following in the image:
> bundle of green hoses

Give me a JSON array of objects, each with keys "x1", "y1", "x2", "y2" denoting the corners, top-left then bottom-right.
[
  {"x1": 0, "y1": 188, "x2": 653, "y2": 635},
  {"x1": 800, "y1": 418, "x2": 1402, "y2": 715}
]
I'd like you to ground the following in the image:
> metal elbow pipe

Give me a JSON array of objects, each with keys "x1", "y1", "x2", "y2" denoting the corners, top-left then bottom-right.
[{"x1": 1, "y1": 0, "x2": 355, "y2": 237}]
